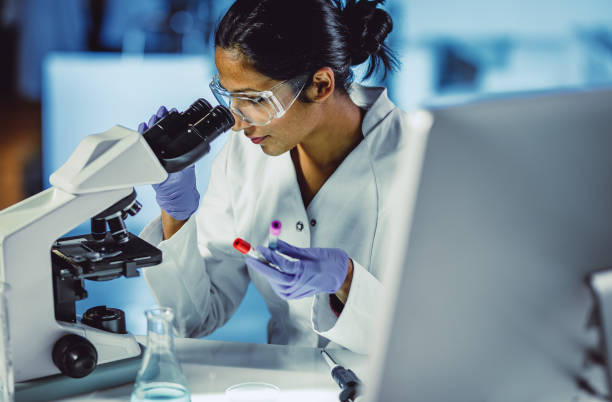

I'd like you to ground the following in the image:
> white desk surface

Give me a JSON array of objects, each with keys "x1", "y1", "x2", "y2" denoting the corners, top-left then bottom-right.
[{"x1": 55, "y1": 337, "x2": 369, "y2": 402}]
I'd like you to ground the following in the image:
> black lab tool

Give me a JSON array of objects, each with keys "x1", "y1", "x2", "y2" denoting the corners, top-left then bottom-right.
[{"x1": 321, "y1": 350, "x2": 362, "y2": 402}]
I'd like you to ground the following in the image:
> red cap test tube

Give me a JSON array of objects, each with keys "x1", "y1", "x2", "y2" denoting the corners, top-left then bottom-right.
[{"x1": 233, "y1": 238, "x2": 282, "y2": 272}]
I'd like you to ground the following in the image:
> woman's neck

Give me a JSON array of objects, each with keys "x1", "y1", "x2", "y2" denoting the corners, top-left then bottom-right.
[
  {"x1": 290, "y1": 92, "x2": 365, "y2": 208},
  {"x1": 295, "y1": 93, "x2": 364, "y2": 171}
]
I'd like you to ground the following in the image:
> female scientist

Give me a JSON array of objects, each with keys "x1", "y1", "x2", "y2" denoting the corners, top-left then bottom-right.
[{"x1": 138, "y1": 0, "x2": 412, "y2": 354}]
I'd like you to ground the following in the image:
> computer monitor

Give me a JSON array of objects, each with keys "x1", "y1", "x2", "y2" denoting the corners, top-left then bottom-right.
[{"x1": 367, "y1": 87, "x2": 612, "y2": 401}]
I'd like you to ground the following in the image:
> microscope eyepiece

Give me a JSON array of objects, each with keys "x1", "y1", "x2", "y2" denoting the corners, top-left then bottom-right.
[
  {"x1": 182, "y1": 98, "x2": 213, "y2": 120},
  {"x1": 142, "y1": 99, "x2": 234, "y2": 173},
  {"x1": 192, "y1": 105, "x2": 235, "y2": 144},
  {"x1": 142, "y1": 99, "x2": 213, "y2": 157}
]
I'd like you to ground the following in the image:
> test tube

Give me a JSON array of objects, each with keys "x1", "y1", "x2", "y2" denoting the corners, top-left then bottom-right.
[
  {"x1": 269, "y1": 220, "x2": 282, "y2": 251},
  {"x1": 233, "y1": 238, "x2": 283, "y2": 272}
]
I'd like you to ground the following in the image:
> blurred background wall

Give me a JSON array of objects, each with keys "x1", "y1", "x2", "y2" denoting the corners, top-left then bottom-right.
[{"x1": 0, "y1": 0, "x2": 611, "y2": 342}]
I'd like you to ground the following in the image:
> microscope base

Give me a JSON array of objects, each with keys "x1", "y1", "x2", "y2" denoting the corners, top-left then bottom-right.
[{"x1": 14, "y1": 343, "x2": 144, "y2": 402}]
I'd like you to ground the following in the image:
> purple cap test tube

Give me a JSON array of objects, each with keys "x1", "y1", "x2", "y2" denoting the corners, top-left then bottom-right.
[{"x1": 269, "y1": 220, "x2": 282, "y2": 250}]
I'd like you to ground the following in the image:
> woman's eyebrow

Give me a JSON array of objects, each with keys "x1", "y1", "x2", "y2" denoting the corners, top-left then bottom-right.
[
  {"x1": 218, "y1": 78, "x2": 260, "y2": 93},
  {"x1": 232, "y1": 86, "x2": 259, "y2": 92},
  {"x1": 219, "y1": 78, "x2": 271, "y2": 93},
  {"x1": 222, "y1": 82, "x2": 260, "y2": 93}
]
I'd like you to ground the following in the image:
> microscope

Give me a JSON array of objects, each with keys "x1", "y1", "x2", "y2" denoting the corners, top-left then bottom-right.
[{"x1": 0, "y1": 99, "x2": 233, "y2": 382}]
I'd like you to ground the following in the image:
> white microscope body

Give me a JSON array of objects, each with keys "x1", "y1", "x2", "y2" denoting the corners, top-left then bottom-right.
[
  {"x1": 0, "y1": 97, "x2": 232, "y2": 383},
  {"x1": 0, "y1": 126, "x2": 167, "y2": 382}
]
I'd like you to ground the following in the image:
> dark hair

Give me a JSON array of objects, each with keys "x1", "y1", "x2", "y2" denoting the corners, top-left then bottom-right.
[{"x1": 214, "y1": 0, "x2": 399, "y2": 93}]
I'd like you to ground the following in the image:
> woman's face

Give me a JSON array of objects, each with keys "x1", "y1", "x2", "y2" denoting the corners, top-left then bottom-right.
[{"x1": 214, "y1": 47, "x2": 319, "y2": 156}]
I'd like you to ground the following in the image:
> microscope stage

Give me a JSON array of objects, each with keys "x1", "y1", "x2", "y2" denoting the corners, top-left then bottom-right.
[{"x1": 52, "y1": 233, "x2": 162, "y2": 281}]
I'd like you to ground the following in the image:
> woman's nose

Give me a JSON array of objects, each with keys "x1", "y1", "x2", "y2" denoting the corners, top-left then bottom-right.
[{"x1": 231, "y1": 111, "x2": 252, "y2": 131}]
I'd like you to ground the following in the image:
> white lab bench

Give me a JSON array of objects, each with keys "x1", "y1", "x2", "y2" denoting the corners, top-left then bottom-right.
[
  {"x1": 51, "y1": 337, "x2": 368, "y2": 401},
  {"x1": 15, "y1": 336, "x2": 607, "y2": 402}
]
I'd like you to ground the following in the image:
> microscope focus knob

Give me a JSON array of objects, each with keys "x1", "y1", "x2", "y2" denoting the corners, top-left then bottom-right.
[{"x1": 52, "y1": 334, "x2": 98, "y2": 378}]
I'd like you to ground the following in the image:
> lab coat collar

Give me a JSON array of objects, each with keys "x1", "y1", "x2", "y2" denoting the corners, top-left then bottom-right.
[{"x1": 348, "y1": 83, "x2": 395, "y2": 138}]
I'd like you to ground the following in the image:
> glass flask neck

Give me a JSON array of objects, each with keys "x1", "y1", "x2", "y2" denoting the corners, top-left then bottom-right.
[{"x1": 145, "y1": 308, "x2": 175, "y2": 349}]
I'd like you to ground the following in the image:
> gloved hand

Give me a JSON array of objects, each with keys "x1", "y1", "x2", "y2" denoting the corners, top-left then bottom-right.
[
  {"x1": 138, "y1": 106, "x2": 200, "y2": 221},
  {"x1": 245, "y1": 239, "x2": 349, "y2": 300}
]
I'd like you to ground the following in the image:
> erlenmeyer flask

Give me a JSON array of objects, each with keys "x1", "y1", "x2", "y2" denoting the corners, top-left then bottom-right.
[{"x1": 131, "y1": 307, "x2": 190, "y2": 402}]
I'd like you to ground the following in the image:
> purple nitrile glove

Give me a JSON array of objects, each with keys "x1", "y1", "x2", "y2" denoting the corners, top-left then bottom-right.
[
  {"x1": 245, "y1": 239, "x2": 349, "y2": 300},
  {"x1": 138, "y1": 105, "x2": 200, "y2": 221}
]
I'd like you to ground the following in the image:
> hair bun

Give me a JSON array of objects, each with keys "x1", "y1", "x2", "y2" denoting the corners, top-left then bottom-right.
[{"x1": 341, "y1": 0, "x2": 394, "y2": 66}]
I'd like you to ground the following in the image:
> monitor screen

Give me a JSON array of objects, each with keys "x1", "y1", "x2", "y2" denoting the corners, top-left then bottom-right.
[{"x1": 368, "y1": 87, "x2": 612, "y2": 401}]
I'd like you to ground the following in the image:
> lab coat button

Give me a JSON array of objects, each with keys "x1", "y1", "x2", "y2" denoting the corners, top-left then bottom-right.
[
  {"x1": 310, "y1": 219, "x2": 317, "y2": 227},
  {"x1": 296, "y1": 221, "x2": 304, "y2": 232}
]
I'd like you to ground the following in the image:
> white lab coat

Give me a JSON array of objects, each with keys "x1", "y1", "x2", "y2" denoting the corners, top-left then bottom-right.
[{"x1": 140, "y1": 84, "x2": 417, "y2": 354}]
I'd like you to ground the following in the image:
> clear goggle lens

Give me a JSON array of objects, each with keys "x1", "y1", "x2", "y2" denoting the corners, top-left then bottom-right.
[{"x1": 209, "y1": 75, "x2": 308, "y2": 126}]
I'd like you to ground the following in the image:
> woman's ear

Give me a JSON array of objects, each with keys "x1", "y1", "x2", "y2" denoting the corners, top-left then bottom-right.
[{"x1": 305, "y1": 67, "x2": 335, "y2": 103}]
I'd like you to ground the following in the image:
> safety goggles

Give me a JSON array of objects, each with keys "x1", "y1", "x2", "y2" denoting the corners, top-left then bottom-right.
[{"x1": 209, "y1": 74, "x2": 309, "y2": 126}]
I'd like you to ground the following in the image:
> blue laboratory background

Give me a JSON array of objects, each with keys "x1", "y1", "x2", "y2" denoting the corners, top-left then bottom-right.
[{"x1": 32, "y1": 0, "x2": 612, "y2": 342}]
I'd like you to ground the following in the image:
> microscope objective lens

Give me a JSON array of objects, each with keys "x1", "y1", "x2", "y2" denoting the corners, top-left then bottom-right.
[
  {"x1": 91, "y1": 218, "x2": 107, "y2": 241},
  {"x1": 107, "y1": 216, "x2": 129, "y2": 244}
]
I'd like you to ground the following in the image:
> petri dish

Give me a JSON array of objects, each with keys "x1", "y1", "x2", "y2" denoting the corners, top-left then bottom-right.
[{"x1": 225, "y1": 382, "x2": 280, "y2": 402}]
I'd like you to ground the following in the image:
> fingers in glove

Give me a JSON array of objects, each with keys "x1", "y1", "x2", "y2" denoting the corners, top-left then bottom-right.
[
  {"x1": 245, "y1": 256, "x2": 294, "y2": 284},
  {"x1": 156, "y1": 105, "x2": 168, "y2": 119},
  {"x1": 148, "y1": 113, "x2": 159, "y2": 128},
  {"x1": 283, "y1": 277, "x2": 306, "y2": 294},
  {"x1": 275, "y1": 239, "x2": 312, "y2": 260},
  {"x1": 138, "y1": 122, "x2": 148, "y2": 134},
  {"x1": 257, "y1": 246, "x2": 300, "y2": 273},
  {"x1": 275, "y1": 281, "x2": 316, "y2": 299}
]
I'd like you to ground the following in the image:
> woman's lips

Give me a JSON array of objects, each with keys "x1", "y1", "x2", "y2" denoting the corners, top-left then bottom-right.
[{"x1": 250, "y1": 135, "x2": 268, "y2": 144}]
